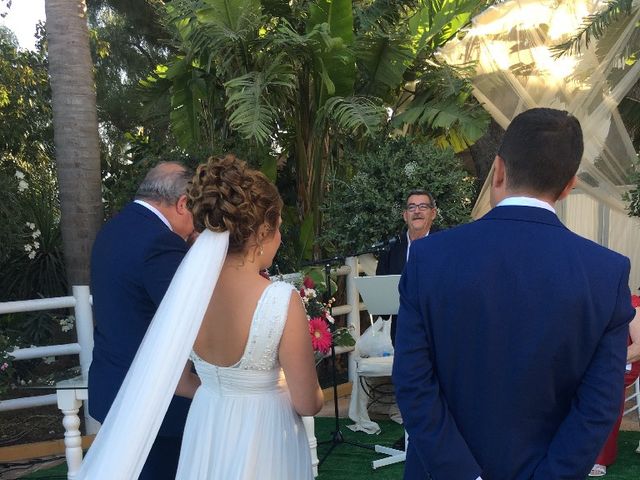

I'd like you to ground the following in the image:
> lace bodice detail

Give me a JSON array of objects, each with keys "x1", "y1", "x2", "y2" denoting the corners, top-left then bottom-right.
[{"x1": 190, "y1": 281, "x2": 295, "y2": 373}]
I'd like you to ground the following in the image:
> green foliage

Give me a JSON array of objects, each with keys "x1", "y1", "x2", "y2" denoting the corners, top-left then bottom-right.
[
  {"x1": 0, "y1": 166, "x2": 67, "y2": 302},
  {"x1": 392, "y1": 64, "x2": 490, "y2": 152},
  {"x1": 320, "y1": 137, "x2": 475, "y2": 253},
  {"x1": 308, "y1": 0, "x2": 356, "y2": 100},
  {"x1": 623, "y1": 156, "x2": 640, "y2": 217},
  {"x1": 551, "y1": 0, "x2": 635, "y2": 57},
  {"x1": 0, "y1": 27, "x2": 53, "y2": 166},
  {"x1": 0, "y1": 333, "x2": 14, "y2": 396},
  {"x1": 0, "y1": 30, "x2": 66, "y2": 301},
  {"x1": 318, "y1": 96, "x2": 387, "y2": 137},
  {"x1": 225, "y1": 57, "x2": 297, "y2": 143}
]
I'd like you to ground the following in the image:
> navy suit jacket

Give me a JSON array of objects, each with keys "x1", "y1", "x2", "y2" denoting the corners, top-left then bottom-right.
[
  {"x1": 392, "y1": 206, "x2": 635, "y2": 480},
  {"x1": 88, "y1": 202, "x2": 190, "y2": 437}
]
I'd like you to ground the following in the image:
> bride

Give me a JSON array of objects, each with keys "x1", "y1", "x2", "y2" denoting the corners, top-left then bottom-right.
[{"x1": 77, "y1": 155, "x2": 323, "y2": 479}]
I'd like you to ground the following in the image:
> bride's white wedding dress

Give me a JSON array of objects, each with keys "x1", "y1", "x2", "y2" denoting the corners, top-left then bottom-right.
[
  {"x1": 175, "y1": 281, "x2": 313, "y2": 480},
  {"x1": 76, "y1": 231, "x2": 312, "y2": 479}
]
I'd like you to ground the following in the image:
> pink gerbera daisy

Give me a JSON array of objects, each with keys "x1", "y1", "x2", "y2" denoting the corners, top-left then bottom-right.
[{"x1": 308, "y1": 317, "x2": 332, "y2": 354}]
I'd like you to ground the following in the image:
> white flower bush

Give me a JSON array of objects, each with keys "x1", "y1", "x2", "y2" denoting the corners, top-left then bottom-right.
[
  {"x1": 23, "y1": 221, "x2": 41, "y2": 260},
  {"x1": 59, "y1": 315, "x2": 75, "y2": 333}
]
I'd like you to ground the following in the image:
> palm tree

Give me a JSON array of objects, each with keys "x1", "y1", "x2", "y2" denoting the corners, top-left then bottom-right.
[
  {"x1": 151, "y1": 0, "x2": 494, "y2": 258},
  {"x1": 45, "y1": 0, "x2": 103, "y2": 285}
]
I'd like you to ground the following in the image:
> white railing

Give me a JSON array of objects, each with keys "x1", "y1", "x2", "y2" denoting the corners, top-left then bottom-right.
[
  {"x1": 0, "y1": 286, "x2": 95, "y2": 432},
  {"x1": 0, "y1": 255, "x2": 374, "y2": 415}
]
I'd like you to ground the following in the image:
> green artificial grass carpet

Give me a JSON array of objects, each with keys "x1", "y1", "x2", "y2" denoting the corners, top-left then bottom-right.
[{"x1": 23, "y1": 418, "x2": 640, "y2": 479}]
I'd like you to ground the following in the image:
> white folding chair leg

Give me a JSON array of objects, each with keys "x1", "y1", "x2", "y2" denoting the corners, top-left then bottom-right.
[
  {"x1": 623, "y1": 377, "x2": 640, "y2": 418},
  {"x1": 372, "y1": 430, "x2": 407, "y2": 469},
  {"x1": 302, "y1": 416, "x2": 319, "y2": 477}
]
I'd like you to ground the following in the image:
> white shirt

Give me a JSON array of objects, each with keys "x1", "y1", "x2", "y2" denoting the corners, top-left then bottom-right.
[
  {"x1": 134, "y1": 199, "x2": 173, "y2": 231},
  {"x1": 496, "y1": 195, "x2": 555, "y2": 213},
  {"x1": 406, "y1": 230, "x2": 430, "y2": 262}
]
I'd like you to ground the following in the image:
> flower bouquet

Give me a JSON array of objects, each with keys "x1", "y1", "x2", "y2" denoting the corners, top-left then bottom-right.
[{"x1": 299, "y1": 276, "x2": 355, "y2": 361}]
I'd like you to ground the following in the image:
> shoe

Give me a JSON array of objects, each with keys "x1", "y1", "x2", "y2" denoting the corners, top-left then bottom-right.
[
  {"x1": 636, "y1": 440, "x2": 640, "y2": 454},
  {"x1": 588, "y1": 464, "x2": 606, "y2": 477},
  {"x1": 392, "y1": 435, "x2": 405, "y2": 451}
]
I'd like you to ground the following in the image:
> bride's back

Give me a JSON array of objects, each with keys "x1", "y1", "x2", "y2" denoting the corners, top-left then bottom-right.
[
  {"x1": 193, "y1": 267, "x2": 273, "y2": 367},
  {"x1": 186, "y1": 153, "x2": 322, "y2": 417}
]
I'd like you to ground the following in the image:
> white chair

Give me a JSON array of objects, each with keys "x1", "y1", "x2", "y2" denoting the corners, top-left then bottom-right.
[
  {"x1": 623, "y1": 376, "x2": 639, "y2": 418},
  {"x1": 623, "y1": 376, "x2": 640, "y2": 454},
  {"x1": 347, "y1": 355, "x2": 406, "y2": 469}
]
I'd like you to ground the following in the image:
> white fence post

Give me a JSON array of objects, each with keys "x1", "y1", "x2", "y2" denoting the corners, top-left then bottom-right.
[
  {"x1": 72, "y1": 286, "x2": 93, "y2": 379},
  {"x1": 72, "y1": 285, "x2": 100, "y2": 434}
]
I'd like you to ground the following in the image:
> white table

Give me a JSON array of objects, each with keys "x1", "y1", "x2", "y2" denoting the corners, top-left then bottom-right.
[{"x1": 54, "y1": 375, "x2": 90, "y2": 479}]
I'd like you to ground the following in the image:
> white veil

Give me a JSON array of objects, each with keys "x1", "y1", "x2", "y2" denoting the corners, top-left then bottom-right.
[{"x1": 77, "y1": 229, "x2": 229, "y2": 479}]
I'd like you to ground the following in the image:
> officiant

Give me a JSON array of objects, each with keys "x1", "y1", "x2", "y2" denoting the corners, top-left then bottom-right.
[{"x1": 376, "y1": 189, "x2": 438, "y2": 345}]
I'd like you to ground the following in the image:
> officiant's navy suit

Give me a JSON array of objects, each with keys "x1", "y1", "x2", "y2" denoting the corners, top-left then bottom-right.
[
  {"x1": 393, "y1": 205, "x2": 635, "y2": 480},
  {"x1": 89, "y1": 202, "x2": 190, "y2": 479}
]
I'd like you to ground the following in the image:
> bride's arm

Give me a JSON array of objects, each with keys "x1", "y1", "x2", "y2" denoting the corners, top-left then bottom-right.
[
  {"x1": 627, "y1": 307, "x2": 640, "y2": 364},
  {"x1": 175, "y1": 360, "x2": 201, "y2": 398},
  {"x1": 280, "y1": 291, "x2": 324, "y2": 416}
]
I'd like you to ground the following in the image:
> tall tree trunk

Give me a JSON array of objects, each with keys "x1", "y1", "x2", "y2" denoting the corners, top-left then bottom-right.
[{"x1": 45, "y1": 0, "x2": 103, "y2": 286}]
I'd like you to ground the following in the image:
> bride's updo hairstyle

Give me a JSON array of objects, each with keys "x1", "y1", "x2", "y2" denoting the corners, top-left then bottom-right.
[{"x1": 187, "y1": 154, "x2": 283, "y2": 255}]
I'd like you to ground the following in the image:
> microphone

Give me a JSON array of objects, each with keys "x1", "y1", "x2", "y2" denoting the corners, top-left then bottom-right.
[{"x1": 370, "y1": 235, "x2": 400, "y2": 250}]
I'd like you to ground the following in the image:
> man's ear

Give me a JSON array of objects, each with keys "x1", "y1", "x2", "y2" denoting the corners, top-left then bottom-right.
[
  {"x1": 557, "y1": 175, "x2": 577, "y2": 202},
  {"x1": 492, "y1": 155, "x2": 506, "y2": 191},
  {"x1": 176, "y1": 194, "x2": 189, "y2": 214}
]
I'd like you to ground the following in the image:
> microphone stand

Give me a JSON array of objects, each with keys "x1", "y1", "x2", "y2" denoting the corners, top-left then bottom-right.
[{"x1": 301, "y1": 253, "x2": 376, "y2": 467}]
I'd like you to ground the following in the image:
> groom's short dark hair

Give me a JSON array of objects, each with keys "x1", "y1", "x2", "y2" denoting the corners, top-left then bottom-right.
[{"x1": 498, "y1": 108, "x2": 583, "y2": 199}]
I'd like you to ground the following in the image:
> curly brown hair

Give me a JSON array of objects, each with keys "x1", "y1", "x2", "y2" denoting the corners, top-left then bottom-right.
[{"x1": 187, "y1": 154, "x2": 283, "y2": 254}]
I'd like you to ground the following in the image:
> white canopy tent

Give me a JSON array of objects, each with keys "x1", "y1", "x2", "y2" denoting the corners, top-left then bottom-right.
[{"x1": 439, "y1": 0, "x2": 640, "y2": 288}]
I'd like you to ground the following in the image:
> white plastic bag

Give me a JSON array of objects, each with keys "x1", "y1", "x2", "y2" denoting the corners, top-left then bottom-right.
[{"x1": 356, "y1": 316, "x2": 394, "y2": 358}]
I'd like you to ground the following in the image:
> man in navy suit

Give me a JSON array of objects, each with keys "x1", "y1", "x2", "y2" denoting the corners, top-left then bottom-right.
[
  {"x1": 89, "y1": 162, "x2": 200, "y2": 479},
  {"x1": 376, "y1": 189, "x2": 438, "y2": 345},
  {"x1": 392, "y1": 108, "x2": 636, "y2": 480}
]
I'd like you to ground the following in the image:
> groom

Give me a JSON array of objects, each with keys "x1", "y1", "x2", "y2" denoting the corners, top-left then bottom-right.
[
  {"x1": 88, "y1": 162, "x2": 199, "y2": 479},
  {"x1": 392, "y1": 108, "x2": 636, "y2": 480}
]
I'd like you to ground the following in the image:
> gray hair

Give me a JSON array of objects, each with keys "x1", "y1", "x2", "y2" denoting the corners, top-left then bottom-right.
[{"x1": 135, "y1": 161, "x2": 193, "y2": 205}]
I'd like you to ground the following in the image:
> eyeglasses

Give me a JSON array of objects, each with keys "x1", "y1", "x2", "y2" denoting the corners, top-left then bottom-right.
[{"x1": 406, "y1": 203, "x2": 433, "y2": 212}]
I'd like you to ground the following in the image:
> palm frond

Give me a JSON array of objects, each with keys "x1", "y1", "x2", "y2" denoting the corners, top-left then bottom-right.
[
  {"x1": 551, "y1": 0, "x2": 635, "y2": 57},
  {"x1": 392, "y1": 62, "x2": 489, "y2": 150},
  {"x1": 224, "y1": 56, "x2": 297, "y2": 144},
  {"x1": 317, "y1": 96, "x2": 387, "y2": 137},
  {"x1": 355, "y1": 32, "x2": 415, "y2": 95}
]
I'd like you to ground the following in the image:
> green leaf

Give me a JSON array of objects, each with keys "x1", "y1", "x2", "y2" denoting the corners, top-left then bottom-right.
[
  {"x1": 308, "y1": 0, "x2": 354, "y2": 46},
  {"x1": 356, "y1": 34, "x2": 415, "y2": 95},
  {"x1": 307, "y1": 0, "x2": 356, "y2": 100},
  {"x1": 168, "y1": 61, "x2": 206, "y2": 148},
  {"x1": 319, "y1": 96, "x2": 386, "y2": 137},
  {"x1": 260, "y1": 155, "x2": 277, "y2": 182},
  {"x1": 409, "y1": 0, "x2": 477, "y2": 52},
  {"x1": 299, "y1": 212, "x2": 315, "y2": 260},
  {"x1": 196, "y1": 0, "x2": 262, "y2": 32},
  {"x1": 224, "y1": 55, "x2": 296, "y2": 144}
]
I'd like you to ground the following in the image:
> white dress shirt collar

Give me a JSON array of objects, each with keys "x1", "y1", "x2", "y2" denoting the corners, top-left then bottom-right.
[
  {"x1": 496, "y1": 196, "x2": 555, "y2": 214},
  {"x1": 134, "y1": 199, "x2": 173, "y2": 231},
  {"x1": 406, "y1": 230, "x2": 429, "y2": 261}
]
